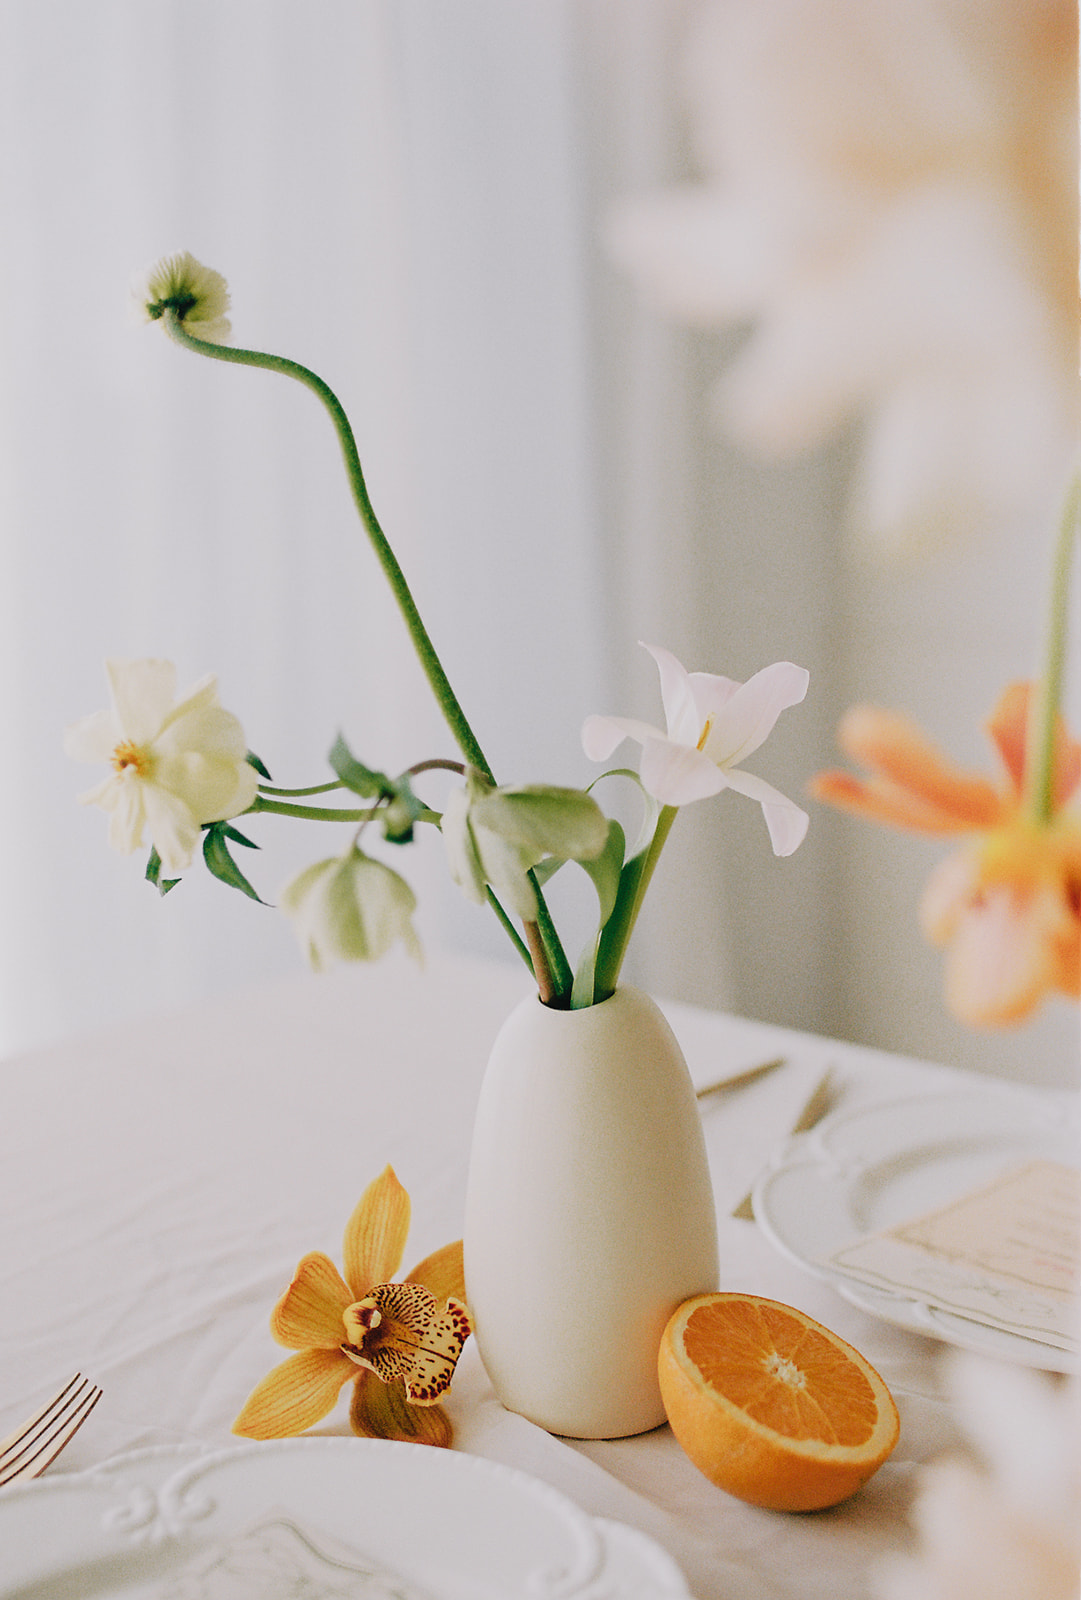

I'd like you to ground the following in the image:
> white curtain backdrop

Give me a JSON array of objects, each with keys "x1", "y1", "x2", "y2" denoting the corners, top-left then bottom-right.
[
  {"x1": 0, "y1": 0, "x2": 612, "y2": 1055},
  {"x1": 1, "y1": 0, "x2": 1076, "y2": 1087}
]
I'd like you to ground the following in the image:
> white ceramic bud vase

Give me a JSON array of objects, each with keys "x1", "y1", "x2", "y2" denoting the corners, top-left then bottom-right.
[{"x1": 464, "y1": 986, "x2": 719, "y2": 1439}]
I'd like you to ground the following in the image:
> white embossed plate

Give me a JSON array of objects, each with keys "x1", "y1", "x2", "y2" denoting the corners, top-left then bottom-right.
[
  {"x1": 752, "y1": 1085, "x2": 1080, "y2": 1372},
  {"x1": 0, "y1": 1438, "x2": 690, "y2": 1598}
]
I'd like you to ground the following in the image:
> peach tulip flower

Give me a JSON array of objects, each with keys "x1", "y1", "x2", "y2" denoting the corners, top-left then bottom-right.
[
  {"x1": 812, "y1": 682, "x2": 1081, "y2": 1027},
  {"x1": 234, "y1": 1167, "x2": 471, "y2": 1446}
]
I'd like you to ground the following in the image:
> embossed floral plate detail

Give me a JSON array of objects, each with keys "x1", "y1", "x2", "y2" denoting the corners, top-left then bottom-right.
[
  {"x1": 752, "y1": 1086, "x2": 1080, "y2": 1373},
  {"x1": 0, "y1": 1438, "x2": 689, "y2": 1598}
]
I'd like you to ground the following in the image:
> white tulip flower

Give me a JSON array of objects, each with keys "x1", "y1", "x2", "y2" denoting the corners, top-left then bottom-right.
[{"x1": 582, "y1": 642, "x2": 809, "y2": 856}]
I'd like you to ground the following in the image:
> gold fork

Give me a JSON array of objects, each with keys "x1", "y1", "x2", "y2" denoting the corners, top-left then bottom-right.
[{"x1": 0, "y1": 1374, "x2": 103, "y2": 1487}]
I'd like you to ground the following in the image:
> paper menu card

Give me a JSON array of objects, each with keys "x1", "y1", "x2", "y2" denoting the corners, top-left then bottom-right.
[{"x1": 819, "y1": 1159, "x2": 1079, "y2": 1353}]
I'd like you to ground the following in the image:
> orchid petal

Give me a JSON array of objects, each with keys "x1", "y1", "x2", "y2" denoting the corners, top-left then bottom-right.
[
  {"x1": 808, "y1": 770, "x2": 981, "y2": 834},
  {"x1": 986, "y1": 683, "x2": 1030, "y2": 799},
  {"x1": 269, "y1": 1251, "x2": 353, "y2": 1349},
  {"x1": 639, "y1": 736, "x2": 726, "y2": 805},
  {"x1": 837, "y1": 705, "x2": 1002, "y2": 828},
  {"x1": 938, "y1": 883, "x2": 1070, "y2": 1028},
  {"x1": 920, "y1": 851, "x2": 1079, "y2": 1025},
  {"x1": 407, "y1": 1239, "x2": 466, "y2": 1305},
  {"x1": 919, "y1": 851, "x2": 972, "y2": 945},
  {"x1": 702, "y1": 661, "x2": 809, "y2": 768},
  {"x1": 342, "y1": 1165, "x2": 410, "y2": 1299},
  {"x1": 105, "y1": 658, "x2": 177, "y2": 743},
  {"x1": 581, "y1": 713, "x2": 663, "y2": 763},
  {"x1": 988, "y1": 681, "x2": 1081, "y2": 807},
  {"x1": 349, "y1": 1370, "x2": 453, "y2": 1447},
  {"x1": 721, "y1": 767, "x2": 809, "y2": 855},
  {"x1": 232, "y1": 1347, "x2": 353, "y2": 1439}
]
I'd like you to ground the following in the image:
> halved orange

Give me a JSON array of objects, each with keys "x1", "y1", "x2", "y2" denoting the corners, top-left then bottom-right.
[{"x1": 658, "y1": 1292, "x2": 900, "y2": 1511}]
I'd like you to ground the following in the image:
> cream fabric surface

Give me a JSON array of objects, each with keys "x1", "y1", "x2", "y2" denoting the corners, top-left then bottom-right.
[{"x1": 2, "y1": 949, "x2": 1058, "y2": 1599}]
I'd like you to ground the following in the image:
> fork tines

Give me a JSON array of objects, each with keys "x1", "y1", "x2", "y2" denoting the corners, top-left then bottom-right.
[{"x1": 0, "y1": 1373, "x2": 103, "y2": 1486}]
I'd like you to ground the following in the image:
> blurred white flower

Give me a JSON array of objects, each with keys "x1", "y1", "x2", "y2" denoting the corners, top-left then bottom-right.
[
  {"x1": 876, "y1": 1353, "x2": 1080, "y2": 1600},
  {"x1": 608, "y1": 0, "x2": 1079, "y2": 551},
  {"x1": 131, "y1": 250, "x2": 232, "y2": 341},
  {"x1": 280, "y1": 849, "x2": 422, "y2": 970},
  {"x1": 582, "y1": 642, "x2": 809, "y2": 854},
  {"x1": 65, "y1": 658, "x2": 259, "y2": 875}
]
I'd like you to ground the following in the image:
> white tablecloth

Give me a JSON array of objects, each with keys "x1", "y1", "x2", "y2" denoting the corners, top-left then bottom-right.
[{"x1": 0, "y1": 952, "x2": 1064, "y2": 1597}]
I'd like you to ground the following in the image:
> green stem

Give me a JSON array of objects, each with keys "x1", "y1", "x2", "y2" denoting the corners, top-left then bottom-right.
[
  {"x1": 530, "y1": 888, "x2": 572, "y2": 1005},
  {"x1": 1025, "y1": 467, "x2": 1080, "y2": 825},
  {"x1": 162, "y1": 311, "x2": 493, "y2": 778},
  {"x1": 163, "y1": 310, "x2": 575, "y2": 998},
  {"x1": 593, "y1": 805, "x2": 679, "y2": 1000},
  {"x1": 259, "y1": 780, "x2": 345, "y2": 798},
  {"x1": 485, "y1": 889, "x2": 534, "y2": 973},
  {"x1": 250, "y1": 795, "x2": 439, "y2": 826}
]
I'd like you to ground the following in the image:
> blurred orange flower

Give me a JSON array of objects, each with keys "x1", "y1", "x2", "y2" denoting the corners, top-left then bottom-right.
[
  {"x1": 234, "y1": 1166, "x2": 470, "y2": 1446},
  {"x1": 812, "y1": 682, "x2": 1081, "y2": 1027}
]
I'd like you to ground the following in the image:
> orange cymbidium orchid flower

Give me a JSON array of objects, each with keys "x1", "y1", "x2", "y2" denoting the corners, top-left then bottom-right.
[
  {"x1": 811, "y1": 682, "x2": 1081, "y2": 1028},
  {"x1": 234, "y1": 1166, "x2": 471, "y2": 1446}
]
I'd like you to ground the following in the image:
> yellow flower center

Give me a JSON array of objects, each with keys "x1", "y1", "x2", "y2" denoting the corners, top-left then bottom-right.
[
  {"x1": 111, "y1": 739, "x2": 152, "y2": 778},
  {"x1": 976, "y1": 816, "x2": 1081, "y2": 894},
  {"x1": 697, "y1": 716, "x2": 714, "y2": 753}
]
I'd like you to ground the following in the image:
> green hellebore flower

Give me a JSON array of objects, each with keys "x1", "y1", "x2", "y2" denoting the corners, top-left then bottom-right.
[
  {"x1": 443, "y1": 770, "x2": 609, "y2": 921},
  {"x1": 280, "y1": 848, "x2": 422, "y2": 971}
]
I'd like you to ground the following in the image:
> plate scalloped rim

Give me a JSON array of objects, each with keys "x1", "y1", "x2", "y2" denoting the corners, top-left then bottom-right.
[
  {"x1": 0, "y1": 1435, "x2": 691, "y2": 1599},
  {"x1": 751, "y1": 1085, "x2": 1080, "y2": 1373}
]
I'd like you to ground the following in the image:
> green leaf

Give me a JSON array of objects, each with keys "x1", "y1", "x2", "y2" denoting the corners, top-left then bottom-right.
[
  {"x1": 329, "y1": 733, "x2": 423, "y2": 843},
  {"x1": 587, "y1": 767, "x2": 661, "y2": 855},
  {"x1": 576, "y1": 819, "x2": 625, "y2": 926},
  {"x1": 202, "y1": 821, "x2": 267, "y2": 904},
  {"x1": 246, "y1": 750, "x2": 273, "y2": 781},
  {"x1": 328, "y1": 733, "x2": 395, "y2": 799},
  {"x1": 145, "y1": 846, "x2": 181, "y2": 897},
  {"x1": 221, "y1": 823, "x2": 260, "y2": 850}
]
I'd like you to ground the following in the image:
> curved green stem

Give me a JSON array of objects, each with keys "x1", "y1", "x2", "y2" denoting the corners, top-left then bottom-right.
[
  {"x1": 1026, "y1": 466, "x2": 1080, "y2": 825},
  {"x1": 259, "y1": 780, "x2": 345, "y2": 799},
  {"x1": 162, "y1": 311, "x2": 574, "y2": 999},
  {"x1": 593, "y1": 804, "x2": 679, "y2": 1000},
  {"x1": 162, "y1": 311, "x2": 493, "y2": 778},
  {"x1": 250, "y1": 795, "x2": 440, "y2": 826}
]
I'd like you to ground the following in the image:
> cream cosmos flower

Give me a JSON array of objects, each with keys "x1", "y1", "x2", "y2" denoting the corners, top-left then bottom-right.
[
  {"x1": 65, "y1": 658, "x2": 259, "y2": 876},
  {"x1": 131, "y1": 250, "x2": 232, "y2": 342},
  {"x1": 583, "y1": 643, "x2": 809, "y2": 855}
]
